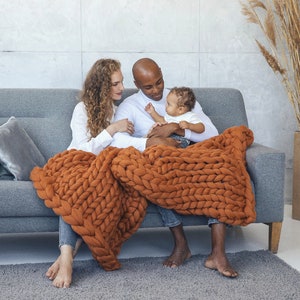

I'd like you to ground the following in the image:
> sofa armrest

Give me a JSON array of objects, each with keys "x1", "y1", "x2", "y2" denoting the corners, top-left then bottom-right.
[{"x1": 246, "y1": 143, "x2": 285, "y2": 223}]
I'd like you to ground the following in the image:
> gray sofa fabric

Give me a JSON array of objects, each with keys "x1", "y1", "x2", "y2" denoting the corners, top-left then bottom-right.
[{"x1": 0, "y1": 88, "x2": 285, "y2": 252}]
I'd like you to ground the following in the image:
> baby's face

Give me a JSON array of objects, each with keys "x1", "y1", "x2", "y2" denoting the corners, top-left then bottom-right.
[{"x1": 166, "y1": 93, "x2": 182, "y2": 116}]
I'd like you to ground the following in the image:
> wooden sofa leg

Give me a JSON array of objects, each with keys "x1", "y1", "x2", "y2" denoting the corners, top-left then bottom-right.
[{"x1": 266, "y1": 222, "x2": 282, "y2": 254}]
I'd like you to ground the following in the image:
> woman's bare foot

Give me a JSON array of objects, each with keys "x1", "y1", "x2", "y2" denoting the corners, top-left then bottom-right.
[
  {"x1": 52, "y1": 245, "x2": 74, "y2": 288},
  {"x1": 46, "y1": 257, "x2": 60, "y2": 280},
  {"x1": 46, "y1": 238, "x2": 83, "y2": 286},
  {"x1": 163, "y1": 246, "x2": 192, "y2": 268},
  {"x1": 204, "y1": 253, "x2": 238, "y2": 278}
]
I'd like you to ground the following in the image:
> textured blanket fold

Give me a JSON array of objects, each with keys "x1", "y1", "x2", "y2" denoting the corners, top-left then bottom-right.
[{"x1": 30, "y1": 125, "x2": 256, "y2": 271}]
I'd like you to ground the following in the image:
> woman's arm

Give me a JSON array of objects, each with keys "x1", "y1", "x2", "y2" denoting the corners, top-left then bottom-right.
[{"x1": 68, "y1": 103, "x2": 133, "y2": 155}]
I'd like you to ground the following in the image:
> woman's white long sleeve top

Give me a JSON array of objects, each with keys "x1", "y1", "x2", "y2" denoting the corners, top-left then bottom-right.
[{"x1": 67, "y1": 102, "x2": 114, "y2": 155}]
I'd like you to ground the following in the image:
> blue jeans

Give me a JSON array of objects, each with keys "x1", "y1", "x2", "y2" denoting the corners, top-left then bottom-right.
[
  {"x1": 156, "y1": 205, "x2": 220, "y2": 227},
  {"x1": 58, "y1": 216, "x2": 80, "y2": 249},
  {"x1": 170, "y1": 133, "x2": 190, "y2": 148}
]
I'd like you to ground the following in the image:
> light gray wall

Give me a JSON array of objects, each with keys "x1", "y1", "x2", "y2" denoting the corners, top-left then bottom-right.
[{"x1": 0, "y1": 0, "x2": 296, "y2": 202}]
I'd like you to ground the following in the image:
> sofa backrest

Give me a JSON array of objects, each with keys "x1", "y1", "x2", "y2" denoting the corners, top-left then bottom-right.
[
  {"x1": 0, "y1": 88, "x2": 248, "y2": 160},
  {"x1": 121, "y1": 88, "x2": 249, "y2": 134},
  {"x1": 0, "y1": 89, "x2": 80, "y2": 160}
]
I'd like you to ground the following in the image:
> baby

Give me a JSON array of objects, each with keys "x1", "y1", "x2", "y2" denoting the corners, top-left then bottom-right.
[{"x1": 145, "y1": 87, "x2": 205, "y2": 147}]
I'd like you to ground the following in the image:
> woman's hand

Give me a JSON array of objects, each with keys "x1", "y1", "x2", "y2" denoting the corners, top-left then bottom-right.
[{"x1": 106, "y1": 119, "x2": 134, "y2": 136}]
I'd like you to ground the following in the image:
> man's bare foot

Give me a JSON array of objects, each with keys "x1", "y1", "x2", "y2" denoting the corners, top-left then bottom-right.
[
  {"x1": 163, "y1": 246, "x2": 192, "y2": 268},
  {"x1": 164, "y1": 224, "x2": 192, "y2": 267},
  {"x1": 204, "y1": 253, "x2": 238, "y2": 278},
  {"x1": 46, "y1": 256, "x2": 60, "y2": 280}
]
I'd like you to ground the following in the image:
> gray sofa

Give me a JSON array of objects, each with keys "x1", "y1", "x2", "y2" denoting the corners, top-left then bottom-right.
[{"x1": 0, "y1": 88, "x2": 285, "y2": 253}]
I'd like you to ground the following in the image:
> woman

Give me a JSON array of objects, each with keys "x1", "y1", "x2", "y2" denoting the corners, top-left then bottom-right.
[{"x1": 46, "y1": 58, "x2": 134, "y2": 288}]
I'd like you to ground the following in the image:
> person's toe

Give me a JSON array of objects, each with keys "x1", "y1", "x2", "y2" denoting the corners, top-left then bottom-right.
[{"x1": 221, "y1": 268, "x2": 238, "y2": 278}]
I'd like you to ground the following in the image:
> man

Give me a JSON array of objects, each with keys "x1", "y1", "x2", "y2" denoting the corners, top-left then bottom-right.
[{"x1": 111, "y1": 58, "x2": 238, "y2": 278}]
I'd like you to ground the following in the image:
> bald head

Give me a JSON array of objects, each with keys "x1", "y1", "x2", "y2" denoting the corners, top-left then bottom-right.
[
  {"x1": 132, "y1": 58, "x2": 164, "y2": 101},
  {"x1": 132, "y1": 58, "x2": 160, "y2": 80}
]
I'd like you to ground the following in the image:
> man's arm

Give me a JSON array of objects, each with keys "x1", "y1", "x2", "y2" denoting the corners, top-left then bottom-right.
[
  {"x1": 111, "y1": 94, "x2": 180, "y2": 151},
  {"x1": 111, "y1": 131, "x2": 147, "y2": 151},
  {"x1": 185, "y1": 114, "x2": 218, "y2": 142},
  {"x1": 147, "y1": 122, "x2": 183, "y2": 138},
  {"x1": 146, "y1": 136, "x2": 181, "y2": 148},
  {"x1": 148, "y1": 114, "x2": 217, "y2": 142}
]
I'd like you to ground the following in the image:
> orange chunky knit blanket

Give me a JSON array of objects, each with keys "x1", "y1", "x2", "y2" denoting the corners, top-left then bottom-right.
[{"x1": 30, "y1": 125, "x2": 256, "y2": 271}]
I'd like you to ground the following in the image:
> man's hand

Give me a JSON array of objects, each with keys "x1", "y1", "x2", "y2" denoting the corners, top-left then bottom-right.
[
  {"x1": 146, "y1": 137, "x2": 181, "y2": 148},
  {"x1": 147, "y1": 123, "x2": 183, "y2": 138}
]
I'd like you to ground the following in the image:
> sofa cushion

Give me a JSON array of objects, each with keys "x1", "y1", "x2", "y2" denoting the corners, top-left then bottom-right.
[
  {"x1": 0, "y1": 116, "x2": 46, "y2": 180},
  {"x1": 0, "y1": 181, "x2": 56, "y2": 217}
]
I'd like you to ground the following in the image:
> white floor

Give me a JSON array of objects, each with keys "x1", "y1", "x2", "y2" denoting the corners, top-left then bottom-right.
[{"x1": 0, "y1": 204, "x2": 300, "y2": 272}]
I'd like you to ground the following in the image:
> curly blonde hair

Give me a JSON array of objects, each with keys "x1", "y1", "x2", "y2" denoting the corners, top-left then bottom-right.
[{"x1": 81, "y1": 59, "x2": 121, "y2": 138}]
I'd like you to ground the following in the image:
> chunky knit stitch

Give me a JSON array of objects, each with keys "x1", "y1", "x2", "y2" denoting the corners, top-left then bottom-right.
[{"x1": 30, "y1": 125, "x2": 255, "y2": 271}]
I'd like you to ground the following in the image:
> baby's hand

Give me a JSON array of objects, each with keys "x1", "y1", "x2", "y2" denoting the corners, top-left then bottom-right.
[
  {"x1": 179, "y1": 121, "x2": 189, "y2": 129},
  {"x1": 145, "y1": 102, "x2": 154, "y2": 114}
]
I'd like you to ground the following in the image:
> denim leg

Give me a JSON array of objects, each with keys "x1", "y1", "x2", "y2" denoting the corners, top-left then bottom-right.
[
  {"x1": 156, "y1": 205, "x2": 182, "y2": 227},
  {"x1": 208, "y1": 217, "x2": 220, "y2": 227},
  {"x1": 208, "y1": 217, "x2": 231, "y2": 228},
  {"x1": 170, "y1": 133, "x2": 190, "y2": 148},
  {"x1": 155, "y1": 133, "x2": 187, "y2": 226},
  {"x1": 58, "y1": 216, "x2": 79, "y2": 249}
]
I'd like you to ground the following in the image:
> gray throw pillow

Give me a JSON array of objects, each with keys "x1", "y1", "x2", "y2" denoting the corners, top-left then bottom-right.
[
  {"x1": 0, "y1": 163, "x2": 14, "y2": 180},
  {"x1": 0, "y1": 116, "x2": 46, "y2": 181}
]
